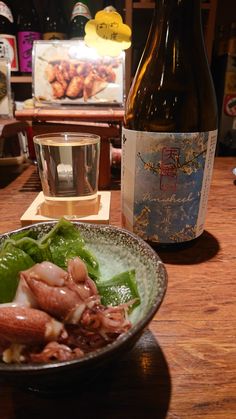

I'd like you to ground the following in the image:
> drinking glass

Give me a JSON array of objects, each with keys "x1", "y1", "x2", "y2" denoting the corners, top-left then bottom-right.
[{"x1": 33, "y1": 132, "x2": 100, "y2": 217}]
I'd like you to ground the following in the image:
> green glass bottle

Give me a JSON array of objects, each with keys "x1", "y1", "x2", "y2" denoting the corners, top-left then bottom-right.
[
  {"x1": 69, "y1": 1, "x2": 92, "y2": 40},
  {"x1": 121, "y1": 0, "x2": 218, "y2": 247},
  {"x1": 0, "y1": 1, "x2": 18, "y2": 72},
  {"x1": 17, "y1": 0, "x2": 41, "y2": 74},
  {"x1": 103, "y1": 0, "x2": 116, "y2": 12},
  {"x1": 42, "y1": 0, "x2": 67, "y2": 40}
]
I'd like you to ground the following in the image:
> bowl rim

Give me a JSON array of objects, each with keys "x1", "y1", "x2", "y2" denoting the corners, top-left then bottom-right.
[{"x1": 0, "y1": 221, "x2": 168, "y2": 373}]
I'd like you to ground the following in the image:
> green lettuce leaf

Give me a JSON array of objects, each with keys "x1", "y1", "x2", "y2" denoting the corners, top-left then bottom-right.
[
  {"x1": 40, "y1": 218, "x2": 100, "y2": 279},
  {"x1": 0, "y1": 243, "x2": 34, "y2": 303},
  {"x1": 9, "y1": 229, "x2": 39, "y2": 242},
  {"x1": 1, "y1": 237, "x2": 52, "y2": 264},
  {"x1": 97, "y1": 269, "x2": 140, "y2": 310}
]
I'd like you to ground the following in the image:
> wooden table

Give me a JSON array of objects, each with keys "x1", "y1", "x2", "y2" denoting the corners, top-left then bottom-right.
[{"x1": 0, "y1": 157, "x2": 236, "y2": 418}]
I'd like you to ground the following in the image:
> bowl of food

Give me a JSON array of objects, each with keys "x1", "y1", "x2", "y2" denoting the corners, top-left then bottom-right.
[{"x1": 0, "y1": 219, "x2": 167, "y2": 393}]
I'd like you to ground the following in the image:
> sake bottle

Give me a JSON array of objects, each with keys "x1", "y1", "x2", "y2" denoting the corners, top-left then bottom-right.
[
  {"x1": 121, "y1": 0, "x2": 218, "y2": 247},
  {"x1": 42, "y1": 0, "x2": 67, "y2": 40},
  {"x1": 0, "y1": 1, "x2": 18, "y2": 72},
  {"x1": 69, "y1": 1, "x2": 91, "y2": 40},
  {"x1": 17, "y1": 0, "x2": 41, "y2": 74},
  {"x1": 103, "y1": 0, "x2": 116, "y2": 12}
]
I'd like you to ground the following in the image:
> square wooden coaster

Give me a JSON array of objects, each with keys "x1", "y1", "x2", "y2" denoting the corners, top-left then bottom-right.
[{"x1": 20, "y1": 191, "x2": 111, "y2": 227}]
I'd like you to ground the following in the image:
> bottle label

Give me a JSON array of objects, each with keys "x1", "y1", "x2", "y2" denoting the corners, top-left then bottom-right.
[
  {"x1": 121, "y1": 128, "x2": 218, "y2": 244},
  {"x1": 43, "y1": 32, "x2": 66, "y2": 41},
  {"x1": 18, "y1": 31, "x2": 41, "y2": 73},
  {"x1": 71, "y1": 3, "x2": 91, "y2": 20},
  {"x1": 0, "y1": 2, "x2": 13, "y2": 23},
  {"x1": 0, "y1": 34, "x2": 18, "y2": 71}
]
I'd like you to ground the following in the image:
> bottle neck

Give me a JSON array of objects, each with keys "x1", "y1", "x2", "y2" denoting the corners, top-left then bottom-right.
[
  {"x1": 71, "y1": 2, "x2": 91, "y2": 20},
  {"x1": 104, "y1": 6, "x2": 116, "y2": 12},
  {"x1": 154, "y1": 0, "x2": 201, "y2": 17},
  {"x1": 0, "y1": 1, "x2": 13, "y2": 23},
  {"x1": 148, "y1": 0, "x2": 206, "y2": 67},
  {"x1": 18, "y1": 0, "x2": 40, "y2": 28},
  {"x1": 43, "y1": 0, "x2": 66, "y2": 36},
  {"x1": 125, "y1": 0, "x2": 217, "y2": 133},
  {"x1": 75, "y1": 0, "x2": 89, "y2": 4},
  {"x1": 103, "y1": 0, "x2": 116, "y2": 8},
  {"x1": 46, "y1": 0, "x2": 63, "y2": 16},
  {"x1": 19, "y1": 0, "x2": 32, "y2": 10},
  {"x1": 153, "y1": 0, "x2": 203, "y2": 40}
]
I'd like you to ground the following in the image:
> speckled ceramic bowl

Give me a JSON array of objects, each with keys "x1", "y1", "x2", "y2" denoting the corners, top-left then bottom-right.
[{"x1": 0, "y1": 221, "x2": 167, "y2": 393}]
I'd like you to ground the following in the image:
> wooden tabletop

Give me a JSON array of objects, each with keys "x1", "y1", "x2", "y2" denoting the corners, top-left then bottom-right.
[{"x1": 0, "y1": 157, "x2": 236, "y2": 418}]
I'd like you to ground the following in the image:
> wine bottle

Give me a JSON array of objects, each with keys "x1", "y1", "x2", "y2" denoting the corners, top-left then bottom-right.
[
  {"x1": 42, "y1": 0, "x2": 67, "y2": 40},
  {"x1": 17, "y1": 0, "x2": 41, "y2": 74},
  {"x1": 121, "y1": 0, "x2": 218, "y2": 247},
  {"x1": 0, "y1": 1, "x2": 18, "y2": 72},
  {"x1": 103, "y1": 0, "x2": 116, "y2": 12},
  {"x1": 69, "y1": 1, "x2": 91, "y2": 40}
]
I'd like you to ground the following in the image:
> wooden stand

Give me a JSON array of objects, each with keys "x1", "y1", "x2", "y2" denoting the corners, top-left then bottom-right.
[
  {"x1": 20, "y1": 191, "x2": 111, "y2": 226},
  {"x1": 39, "y1": 195, "x2": 100, "y2": 218}
]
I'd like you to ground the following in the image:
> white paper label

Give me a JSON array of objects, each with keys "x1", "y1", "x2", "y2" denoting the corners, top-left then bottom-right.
[
  {"x1": 0, "y1": 2, "x2": 13, "y2": 23},
  {"x1": 71, "y1": 3, "x2": 91, "y2": 20}
]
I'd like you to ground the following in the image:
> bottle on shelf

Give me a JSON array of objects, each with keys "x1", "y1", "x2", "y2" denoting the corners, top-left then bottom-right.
[
  {"x1": 103, "y1": 0, "x2": 116, "y2": 12},
  {"x1": 17, "y1": 0, "x2": 41, "y2": 75},
  {"x1": 212, "y1": 21, "x2": 236, "y2": 157},
  {"x1": 121, "y1": 0, "x2": 218, "y2": 248},
  {"x1": 215, "y1": 24, "x2": 229, "y2": 57},
  {"x1": 227, "y1": 22, "x2": 236, "y2": 55},
  {"x1": 0, "y1": 1, "x2": 18, "y2": 73},
  {"x1": 69, "y1": 1, "x2": 92, "y2": 40},
  {"x1": 42, "y1": 0, "x2": 67, "y2": 40}
]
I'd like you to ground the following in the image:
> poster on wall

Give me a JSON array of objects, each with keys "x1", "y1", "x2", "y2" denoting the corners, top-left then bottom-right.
[
  {"x1": 0, "y1": 58, "x2": 12, "y2": 118},
  {"x1": 32, "y1": 40, "x2": 125, "y2": 107}
]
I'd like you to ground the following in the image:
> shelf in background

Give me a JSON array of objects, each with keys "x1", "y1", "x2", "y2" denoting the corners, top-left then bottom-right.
[
  {"x1": 133, "y1": 1, "x2": 211, "y2": 9},
  {"x1": 11, "y1": 76, "x2": 32, "y2": 84},
  {"x1": 133, "y1": 2, "x2": 155, "y2": 9}
]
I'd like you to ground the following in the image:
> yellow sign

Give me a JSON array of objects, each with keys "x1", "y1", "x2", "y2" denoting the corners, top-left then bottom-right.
[{"x1": 85, "y1": 10, "x2": 131, "y2": 57}]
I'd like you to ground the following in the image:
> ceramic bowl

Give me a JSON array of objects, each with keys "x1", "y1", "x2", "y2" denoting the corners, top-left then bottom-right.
[{"x1": 0, "y1": 221, "x2": 167, "y2": 393}]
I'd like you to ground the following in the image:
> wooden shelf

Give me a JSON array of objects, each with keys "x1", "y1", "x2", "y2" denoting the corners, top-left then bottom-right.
[
  {"x1": 133, "y1": 2, "x2": 155, "y2": 9},
  {"x1": 133, "y1": 1, "x2": 211, "y2": 9},
  {"x1": 11, "y1": 76, "x2": 32, "y2": 84}
]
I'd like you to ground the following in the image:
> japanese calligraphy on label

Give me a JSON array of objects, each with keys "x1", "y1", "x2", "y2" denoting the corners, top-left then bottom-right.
[
  {"x1": 18, "y1": 31, "x2": 41, "y2": 73},
  {"x1": 0, "y1": 35, "x2": 18, "y2": 71},
  {"x1": 121, "y1": 128, "x2": 217, "y2": 244},
  {"x1": 85, "y1": 10, "x2": 131, "y2": 56}
]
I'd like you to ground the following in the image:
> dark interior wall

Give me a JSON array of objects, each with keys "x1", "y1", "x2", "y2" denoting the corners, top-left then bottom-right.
[{"x1": 215, "y1": 0, "x2": 236, "y2": 29}]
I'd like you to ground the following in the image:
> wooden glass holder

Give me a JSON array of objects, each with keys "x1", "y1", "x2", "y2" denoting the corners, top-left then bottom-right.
[
  {"x1": 20, "y1": 191, "x2": 111, "y2": 226},
  {"x1": 39, "y1": 195, "x2": 100, "y2": 218}
]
